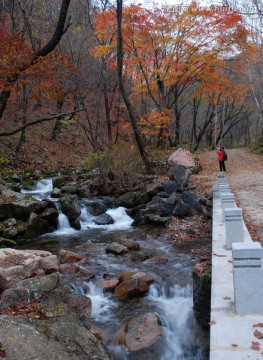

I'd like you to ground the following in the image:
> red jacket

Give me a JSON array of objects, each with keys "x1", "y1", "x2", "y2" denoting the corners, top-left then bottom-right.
[{"x1": 216, "y1": 150, "x2": 224, "y2": 161}]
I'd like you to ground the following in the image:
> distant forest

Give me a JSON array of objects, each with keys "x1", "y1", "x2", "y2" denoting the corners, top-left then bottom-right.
[{"x1": 0, "y1": 0, "x2": 263, "y2": 170}]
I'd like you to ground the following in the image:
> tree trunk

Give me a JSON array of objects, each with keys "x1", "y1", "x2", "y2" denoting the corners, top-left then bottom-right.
[{"x1": 116, "y1": 0, "x2": 152, "y2": 174}]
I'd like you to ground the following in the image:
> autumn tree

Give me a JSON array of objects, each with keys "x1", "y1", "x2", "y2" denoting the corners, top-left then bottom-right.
[
  {"x1": 93, "y1": 2, "x2": 249, "y2": 147},
  {"x1": 0, "y1": 0, "x2": 72, "y2": 122}
]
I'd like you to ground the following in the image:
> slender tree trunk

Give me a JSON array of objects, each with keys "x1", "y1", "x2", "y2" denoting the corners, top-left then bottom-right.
[
  {"x1": 103, "y1": 82, "x2": 113, "y2": 143},
  {"x1": 51, "y1": 99, "x2": 64, "y2": 140},
  {"x1": 16, "y1": 83, "x2": 28, "y2": 152},
  {"x1": 116, "y1": 0, "x2": 152, "y2": 174}
]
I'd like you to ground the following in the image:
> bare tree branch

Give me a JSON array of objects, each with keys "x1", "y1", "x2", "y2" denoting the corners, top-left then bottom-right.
[{"x1": 0, "y1": 107, "x2": 86, "y2": 137}]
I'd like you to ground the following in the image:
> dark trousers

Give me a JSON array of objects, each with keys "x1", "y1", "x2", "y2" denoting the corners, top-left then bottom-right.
[{"x1": 219, "y1": 160, "x2": 226, "y2": 172}]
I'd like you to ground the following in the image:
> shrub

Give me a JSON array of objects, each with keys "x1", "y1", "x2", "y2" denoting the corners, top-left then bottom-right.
[
  {"x1": 77, "y1": 144, "x2": 144, "y2": 177},
  {"x1": 248, "y1": 138, "x2": 263, "y2": 155}
]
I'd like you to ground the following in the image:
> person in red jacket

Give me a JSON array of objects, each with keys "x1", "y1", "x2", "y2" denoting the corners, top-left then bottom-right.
[{"x1": 216, "y1": 146, "x2": 226, "y2": 172}]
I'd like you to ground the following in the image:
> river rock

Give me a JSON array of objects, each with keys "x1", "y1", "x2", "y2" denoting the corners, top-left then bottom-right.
[
  {"x1": 182, "y1": 191, "x2": 203, "y2": 213},
  {"x1": 146, "y1": 182, "x2": 163, "y2": 197},
  {"x1": 59, "y1": 263, "x2": 80, "y2": 274},
  {"x1": 105, "y1": 242, "x2": 128, "y2": 255},
  {"x1": 0, "y1": 185, "x2": 54, "y2": 221},
  {"x1": 94, "y1": 213, "x2": 114, "y2": 225},
  {"x1": 117, "y1": 237, "x2": 140, "y2": 251},
  {"x1": 162, "y1": 180, "x2": 183, "y2": 194},
  {"x1": 117, "y1": 312, "x2": 163, "y2": 352},
  {"x1": 82, "y1": 200, "x2": 107, "y2": 216},
  {"x1": 0, "y1": 237, "x2": 16, "y2": 247},
  {"x1": 114, "y1": 277, "x2": 149, "y2": 300},
  {"x1": 97, "y1": 196, "x2": 117, "y2": 208},
  {"x1": 26, "y1": 213, "x2": 54, "y2": 238},
  {"x1": 51, "y1": 187, "x2": 62, "y2": 198},
  {"x1": 59, "y1": 249, "x2": 83, "y2": 263},
  {"x1": 38, "y1": 207, "x2": 59, "y2": 228},
  {"x1": 61, "y1": 184, "x2": 79, "y2": 194},
  {"x1": 119, "y1": 272, "x2": 155, "y2": 286},
  {"x1": 0, "y1": 248, "x2": 57, "y2": 291},
  {"x1": 2, "y1": 222, "x2": 28, "y2": 239},
  {"x1": 98, "y1": 278, "x2": 119, "y2": 290},
  {"x1": 144, "y1": 255, "x2": 169, "y2": 264},
  {"x1": 60, "y1": 194, "x2": 81, "y2": 221},
  {"x1": 89, "y1": 175, "x2": 116, "y2": 195}
]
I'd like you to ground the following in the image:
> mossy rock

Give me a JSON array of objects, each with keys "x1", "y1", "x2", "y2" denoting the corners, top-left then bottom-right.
[
  {"x1": 53, "y1": 176, "x2": 70, "y2": 188},
  {"x1": 21, "y1": 180, "x2": 35, "y2": 190},
  {"x1": 0, "y1": 237, "x2": 17, "y2": 247}
]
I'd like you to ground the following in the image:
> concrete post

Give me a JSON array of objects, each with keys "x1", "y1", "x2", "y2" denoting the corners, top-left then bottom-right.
[
  {"x1": 221, "y1": 193, "x2": 235, "y2": 221},
  {"x1": 232, "y1": 242, "x2": 263, "y2": 314},
  {"x1": 224, "y1": 208, "x2": 243, "y2": 249},
  {"x1": 214, "y1": 176, "x2": 228, "y2": 198},
  {"x1": 217, "y1": 172, "x2": 226, "y2": 178}
]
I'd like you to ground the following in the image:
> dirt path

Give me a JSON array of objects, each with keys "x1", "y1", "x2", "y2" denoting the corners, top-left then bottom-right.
[{"x1": 192, "y1": 148, "x2": 263, "y2": 243}]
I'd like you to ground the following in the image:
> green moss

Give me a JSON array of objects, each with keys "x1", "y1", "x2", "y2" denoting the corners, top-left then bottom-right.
[
  {"x1": 21, "y1": 180, "x2": 35, "y2": 190},
  {"x1": 200, "y1": 270, "x2": 211, "y2": 289}
]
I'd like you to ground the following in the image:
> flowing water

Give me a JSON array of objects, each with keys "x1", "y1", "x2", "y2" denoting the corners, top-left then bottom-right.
[{"x1": 20, "y1": 179, "x2": 209, "y2": 360}]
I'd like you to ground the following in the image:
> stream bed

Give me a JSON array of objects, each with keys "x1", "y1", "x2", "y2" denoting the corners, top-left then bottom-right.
[{"x1": 19, "y1": 179, "x2": 210, "y2": 360}]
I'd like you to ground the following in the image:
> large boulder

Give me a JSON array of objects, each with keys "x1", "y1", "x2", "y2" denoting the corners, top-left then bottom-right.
[
  {"x1": 0, "y1": 185, "x2": 59, "y2": 239},
  {"x1": 167, "y1": 148, "x2": 195, "y2": 168},
  {"x1": 60, "y1": 194, "x2": 81, "y2": 221},
  {"x1": 89, "y1": 175, "x2": 116, "y2": 195},
  {"x1": 117, "y1": 312, "x2": 163, "y2": 352},
  {"x1": 0, "y1": 273, "x2": 91, "y2": 327},
  {"x1": 167, "y1": 164, "x2": 192, "y2": 189},
  {"x1": 0, "y1": 248, "x2": 58, "y2": 291},
  {"x1": 82, "y1": 199, "x2": 107, "y2": 216},
  {"x1": 0, "y1": 185, "x2": 56, "y2": 221},
  {"x1": 26, "y1": 213, "x2": 54, "y2": 238},
  {"x1": 117, "y1": 191, "x2": 149, "y2": 208},
  {"x1": 0, "y1": 274, "x2": 110, "y2": 360},
  {"x1": 0, "y1": 316, "x2": 112, "y2": 360}
]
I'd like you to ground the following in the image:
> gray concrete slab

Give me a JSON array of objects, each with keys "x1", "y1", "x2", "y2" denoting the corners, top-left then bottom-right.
[{"x1": 210, "y1": 195, "x2": 263, "y2": 359}]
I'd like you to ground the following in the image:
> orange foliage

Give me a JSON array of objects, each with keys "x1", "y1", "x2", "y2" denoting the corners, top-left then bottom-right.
[
  {"x1": 93, "y1": 2, "x2": 250, "y2": 140},
  {"x1": 139, "y1": 109, "x2": 172, "y2": 136}
]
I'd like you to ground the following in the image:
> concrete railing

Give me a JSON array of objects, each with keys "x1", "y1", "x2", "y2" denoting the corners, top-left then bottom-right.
[
  {"x1": 210, "y1": 173, "x2": 263, "y2": 359},
  {"x1": 213, "y1": 172, "x2": 263, "y2": 315}
]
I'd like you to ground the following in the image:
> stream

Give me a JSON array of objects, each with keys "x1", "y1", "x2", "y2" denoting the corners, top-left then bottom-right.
[{"x1": 21, "y1": 179, "x2": 209, "y2": 360}]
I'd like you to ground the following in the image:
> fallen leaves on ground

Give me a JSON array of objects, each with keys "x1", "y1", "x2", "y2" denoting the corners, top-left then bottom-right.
[
  {"x1": 231, "y1": 343, "x2": 239, "y2": 348},
  {"x1": 254, "y1": 330, "x2": 263, "y2": 339},
  {"x1": 251, "y1": 341, "x2": 261, "y2": 351},
  {"x1": 0, "y1": 300, "x2": 48, "y2": 320},
  {"x1": 209, "y1": 320, "x2": 216, "y2": 325}
]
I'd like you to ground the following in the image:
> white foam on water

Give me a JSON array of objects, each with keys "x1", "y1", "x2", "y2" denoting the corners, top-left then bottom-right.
[{"x1": 148, "y1": 284, "x2": 205, "y2": 360}]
